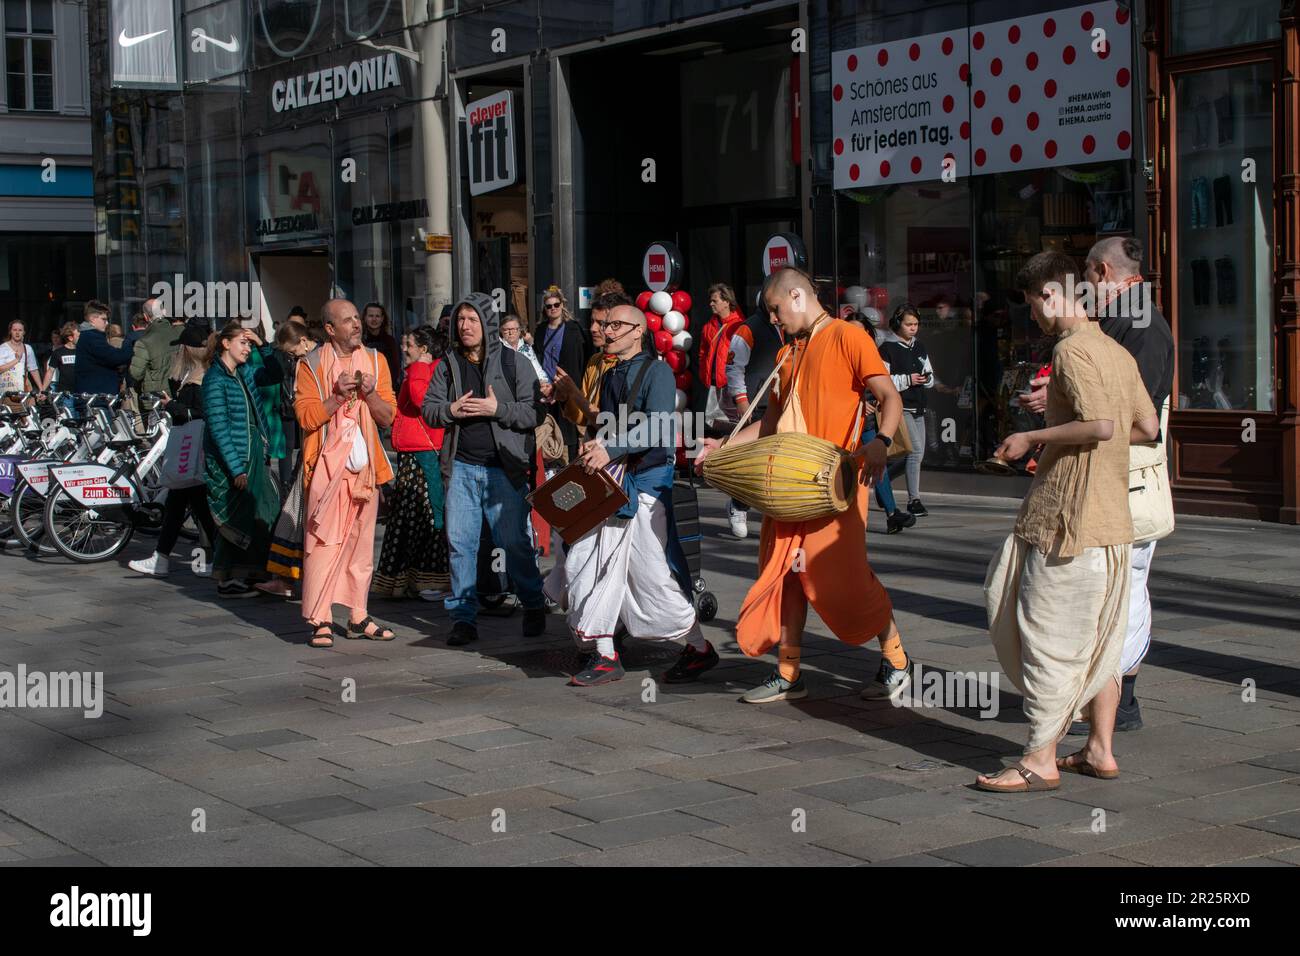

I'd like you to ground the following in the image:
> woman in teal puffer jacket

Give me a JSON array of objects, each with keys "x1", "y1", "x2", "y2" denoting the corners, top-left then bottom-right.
[{"x1": 202, "y1": 321, "x2": 283, "y2": 598}]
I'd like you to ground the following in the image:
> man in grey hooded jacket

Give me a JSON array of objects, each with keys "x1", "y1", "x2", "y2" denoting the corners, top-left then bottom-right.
[{"x1": 423, "y1": 292, "x2": 548, "y2": 646}]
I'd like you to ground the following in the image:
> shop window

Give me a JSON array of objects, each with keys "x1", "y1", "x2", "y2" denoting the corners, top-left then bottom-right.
[
  {"x1": 971, "y1": 161, "x2": 1132, "y2": 457},
  {"x1": 184, "y1": 89, "x2": 244, "y2": 285},
  {"x1": 1173, "y1": 63, "x2": 1274, "y2": 411},
  {"x1": 835, "y1": 181, "x2": 978, "y2": 467},
  {"x1": 1170, "y1": 0, "x2": 1280, "y2": 55},
  {"x1": 334, "y1": 113, "x2": 393, "y2": 311},
  {"x1": 245, "y1": 127, "x2": 333, "y2": 245},
  {"x1": 5, "y1": 0, "x2": 55, "y2": 111}
]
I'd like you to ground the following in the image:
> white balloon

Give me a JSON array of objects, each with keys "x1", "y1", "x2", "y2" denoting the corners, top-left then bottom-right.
[
  {"x1": 648, "y1": 291, "x2": 673, "y2": 315},
  {"x1": 672, "y1": 329, "x2": 693, "y2": 351},
  {"x1": 661, "y1": 310, "x2": 685, "y2": 334},
  {"x1": 844, "y1": 285, "x2": 869, "y2": 311},
  {"x1": 675, "y1": 388, "x2": 688, "y2": 413}
]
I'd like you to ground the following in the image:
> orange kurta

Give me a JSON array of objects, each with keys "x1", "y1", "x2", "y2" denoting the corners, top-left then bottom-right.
[{"x1": 736, "y1": 319, "x2": 895, "y2": 657}]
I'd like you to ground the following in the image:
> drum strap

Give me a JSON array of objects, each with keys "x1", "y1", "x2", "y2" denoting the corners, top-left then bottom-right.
[{"x1": 719, "y1": 314, "x2": 865, "y2": 450}]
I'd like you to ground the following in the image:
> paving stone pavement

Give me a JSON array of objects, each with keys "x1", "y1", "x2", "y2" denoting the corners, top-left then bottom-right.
[{"x1": 1, "y1": 489, "x2": 1297, "y2": 866}]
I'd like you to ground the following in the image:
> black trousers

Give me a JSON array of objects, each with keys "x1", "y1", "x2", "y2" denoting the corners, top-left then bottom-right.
[
  {"x1": 158, "y1": 484, "x2": 215, "y2": 557},
  {"x1": 1190, "y1": 258, "x2": 1211, "y2": 306},
  {"x1": 1213, "y1": 176, "x2": 1233, "y2": 227}
]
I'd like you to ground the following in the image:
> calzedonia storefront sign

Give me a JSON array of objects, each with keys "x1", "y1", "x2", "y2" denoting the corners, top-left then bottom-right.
[
  {"x1": 256, "y1": 213, "x2": 321, "y2": 237},
  {"x1": 352, "y1": 198, "x2": 430, "y2": 225},
  {"x1": 271, "y1": 52, "x2": 402, "y2": 113}
]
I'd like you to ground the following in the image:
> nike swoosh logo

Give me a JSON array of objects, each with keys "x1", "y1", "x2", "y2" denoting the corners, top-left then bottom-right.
[
  {"x1": 191, "y1": 29, "x2": 240, "y2": 53},
  {"x1": 118, "y1": 28, "x2": 167, "y2": 47}
]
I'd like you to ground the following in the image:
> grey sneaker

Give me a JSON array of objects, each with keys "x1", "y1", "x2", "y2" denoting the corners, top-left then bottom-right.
[
  {"x1": 740, "y1": 669, "x2": 807, "y2": 704},
  {"x1": 861, "y1": 657, "x2": 914, "y2": 700}
]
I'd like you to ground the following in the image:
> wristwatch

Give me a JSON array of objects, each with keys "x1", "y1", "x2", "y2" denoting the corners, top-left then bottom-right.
[{"x1": 874, "y1": 433, "x2": 892, "y2": 448}]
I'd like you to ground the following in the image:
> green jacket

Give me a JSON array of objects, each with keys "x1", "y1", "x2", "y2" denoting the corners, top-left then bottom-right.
[
  {"x1": 201, "y1": 346, "x2": 282, "y2": 479},
  {"x1": 129, "y1": 319, "x2": 178, "y2": 395}
]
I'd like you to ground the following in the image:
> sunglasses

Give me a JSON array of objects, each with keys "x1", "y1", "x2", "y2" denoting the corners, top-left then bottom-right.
[{"x1": 544, "y1": 302, "x2": 562, "y2": 310}]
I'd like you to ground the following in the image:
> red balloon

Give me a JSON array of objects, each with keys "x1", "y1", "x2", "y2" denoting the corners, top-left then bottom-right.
[
  {"x1": 645, "y1": 311, "x2": 662, "y2": 332},
  {"x1": 674, "y1": 371, "x2": 693, "y2": 391},
  {"x1": 671, "y1": 290, "x2": 692, "y2": 313},
  {"x1": 665, "y1": 349, "x2": 686, "y2": 372},
  {"x1": 636, "y1": 291, "x2": 652, "y2": 311},
  {"x1": 653, "y1": 330, "x2": 674, "y2": 354}
]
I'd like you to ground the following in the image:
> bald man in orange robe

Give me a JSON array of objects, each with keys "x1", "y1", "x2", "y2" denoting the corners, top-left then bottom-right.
[{"x1": 696, "y1": 267, "x2": 915, "y2": 704}]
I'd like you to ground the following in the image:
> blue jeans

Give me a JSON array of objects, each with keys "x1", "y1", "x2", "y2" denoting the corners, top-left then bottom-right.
[
  {"x1": 444, "y1": 460, "x2": 545, "y2": 624},
  {"x1": 862, "y1": 427, "x2": 899, "y2": 514}
]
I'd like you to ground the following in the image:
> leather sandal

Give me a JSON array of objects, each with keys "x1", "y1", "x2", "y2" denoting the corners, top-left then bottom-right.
[
  {"x1": 1057, "y1": 754, "x2": 1120, "y2": 779},
  {"x1": 308, "y1": 621, "x2": 334, "y2": 648},
  {"x1": 346, "y1": 616, "x2": 395, "y2": 641},
  {"x1": 974, "y1": 762, "x2": 1060, "y2": 793}
]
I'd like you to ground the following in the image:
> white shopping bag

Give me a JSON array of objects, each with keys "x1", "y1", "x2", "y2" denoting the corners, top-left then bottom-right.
[{"x1": 162, "y1": 419, "x2": 206, "y2": 489}]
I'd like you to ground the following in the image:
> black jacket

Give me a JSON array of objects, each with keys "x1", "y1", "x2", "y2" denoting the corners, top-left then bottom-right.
[
  {"x1": 166, "y1": 378, "x2": 205, "y2": 425},
  {"x1": 537, "y1": 319, "x2": 587, "y2": 454},
  {"x1": 878, "y1": 334, "x2": 935, "y2": 411},
  {"x1": 74, "y1": 324, "x2": 134, "y2": 395},
  {"x1": 1100, "y1": 306, "x2": 1174, "y2": 414}
]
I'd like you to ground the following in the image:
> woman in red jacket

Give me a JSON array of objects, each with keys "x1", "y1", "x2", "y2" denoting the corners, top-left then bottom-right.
[{"x1": 372, "y1": 326, "x2": 451, "y2": 599}]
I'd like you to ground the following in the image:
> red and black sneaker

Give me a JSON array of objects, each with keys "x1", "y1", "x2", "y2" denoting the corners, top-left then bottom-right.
[
  {"x1": 569, "y1": 654, "x2": 625, "y2": 687},
  {"x1": 663, "y1": 641, "x2": 719, "y2": 684}
]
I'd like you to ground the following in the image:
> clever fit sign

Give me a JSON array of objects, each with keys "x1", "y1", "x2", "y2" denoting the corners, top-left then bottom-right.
[{"x1": 831, "y1": 1, "x2": 1133, "y2": 188}]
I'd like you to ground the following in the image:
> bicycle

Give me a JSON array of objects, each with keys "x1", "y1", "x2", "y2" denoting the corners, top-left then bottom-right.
[{"x1": 40, "y1": 394, "x2": 173, "y2": 562}]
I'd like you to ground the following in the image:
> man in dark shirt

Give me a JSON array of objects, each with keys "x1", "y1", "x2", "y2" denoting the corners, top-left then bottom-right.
[
  {"x1": 1021, "y1": 237, "x2": 1175, "y2": 734},
  {"x1": 423, "y1": 293, "x2": 547, "y2": 648}
]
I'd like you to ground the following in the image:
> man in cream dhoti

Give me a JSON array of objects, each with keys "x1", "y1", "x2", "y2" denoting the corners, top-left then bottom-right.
[
  {"x1": 695, "y1": 267, "x2": 915, "y2": 704},
  {"x1": 295, "y1": 300, "x2": 398, "y2": 648},
  {"x1": 545, "y1": 303, "x2": 716, "y2": 687},
  {"x1": 978, "y1": 253, "x2": 1158, "y2": 793}
]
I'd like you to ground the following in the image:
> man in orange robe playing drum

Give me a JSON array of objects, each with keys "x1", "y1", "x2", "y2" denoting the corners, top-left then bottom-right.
[{"x1": 696, "y1": 267, "x2": 915, "y2": 703}]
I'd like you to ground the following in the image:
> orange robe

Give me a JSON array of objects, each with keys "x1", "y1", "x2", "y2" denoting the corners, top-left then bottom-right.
[
  {"x1": 295, "y1": 345, "x2": 396, "y2": 621},
  {"x1": 736, "y1": 320, "x2": 894, "y2": 657}
]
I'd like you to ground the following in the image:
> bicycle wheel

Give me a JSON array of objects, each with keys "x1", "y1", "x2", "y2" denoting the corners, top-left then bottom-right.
[
  {"x1": 43, "y1": 487, "x2": 135, "y2": 562},
  {"x1": 10, "y1": 479, "x2": 57, "y2": 555}
]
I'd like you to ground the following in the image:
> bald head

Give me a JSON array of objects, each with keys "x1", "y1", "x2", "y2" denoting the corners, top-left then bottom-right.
[
  {"x1": 1086, "y1": 236, "x2": 1142, "y2": 282},
  {"x1": 603, "y1": 304, "x2": 646, "y2": 358},
  {"x1": 322, "y1": 298, "x2": 363, "y2": 352},
  {"x1": 762, "y1": 266, "x2": 824, "y2": 336}
]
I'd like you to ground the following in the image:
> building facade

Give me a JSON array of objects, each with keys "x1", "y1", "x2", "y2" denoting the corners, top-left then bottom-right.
[
  {"x1": 85, "y1": 1, "x2": 1298, "y2": 522},
  {"x1": 0, "y1": 0, "x2": 94, "y2": 349}
]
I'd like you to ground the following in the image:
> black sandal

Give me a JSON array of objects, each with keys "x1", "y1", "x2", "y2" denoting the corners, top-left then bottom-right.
[
  {"x1": 308, "y1": 621, "x2": 334, "y2": 648},
  {"x1": 346, "y1": 616, "x2": 395, "y2": 641}
]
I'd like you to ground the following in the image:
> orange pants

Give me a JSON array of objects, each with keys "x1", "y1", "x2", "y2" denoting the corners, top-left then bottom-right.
[
  {"x1": 736, "y1": 489, "x2": 893, "y2": 656},
  {"x1": 302, "y1": 472, "x2": 379, "y2": 622}
]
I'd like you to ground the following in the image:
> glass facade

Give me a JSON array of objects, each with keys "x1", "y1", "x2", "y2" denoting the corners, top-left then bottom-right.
[
  {"x1": 814, "y1": 0, "x2": 1141, "y2": 463},
  {"x1": 1173, "y1": 63, "x2": 1275, "y2": 411},
  {"x1": 90, "y1": 3, "x2": 453, "y2": 331}
]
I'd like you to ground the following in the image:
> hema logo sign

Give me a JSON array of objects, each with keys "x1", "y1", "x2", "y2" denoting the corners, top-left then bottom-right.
[{"x1": 50, "y1": 886, "x2": 151, "y2": 936}]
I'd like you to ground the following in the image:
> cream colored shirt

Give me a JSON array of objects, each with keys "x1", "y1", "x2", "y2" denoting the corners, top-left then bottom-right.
[{"x1": 1015, "y1": 321, "x2": 1156, "y2": 557}]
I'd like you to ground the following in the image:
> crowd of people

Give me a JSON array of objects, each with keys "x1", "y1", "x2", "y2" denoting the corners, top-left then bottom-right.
[{"x1": 7, "y1": 233, "x2": 1174, "y2": 792}]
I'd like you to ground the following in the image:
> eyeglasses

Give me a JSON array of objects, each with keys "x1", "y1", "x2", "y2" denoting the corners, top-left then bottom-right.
[
  {"x1": 500, "y1": 327, "x2": 521, "y2": 336},
  {"x1": 597, "y1": 320, "x2": 638, "y2": 332}
]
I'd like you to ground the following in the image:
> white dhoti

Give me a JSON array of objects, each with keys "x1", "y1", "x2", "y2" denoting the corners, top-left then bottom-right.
[
  {"x1": 1119, "y1": 539, "x2": 1156, "y2": 674},
  {"x1": 545, "y1": 492, "x2": 699, "y2": 646},
  {"x1": 985, "y1": 533, "x2": 1132, "y2": 753}
]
